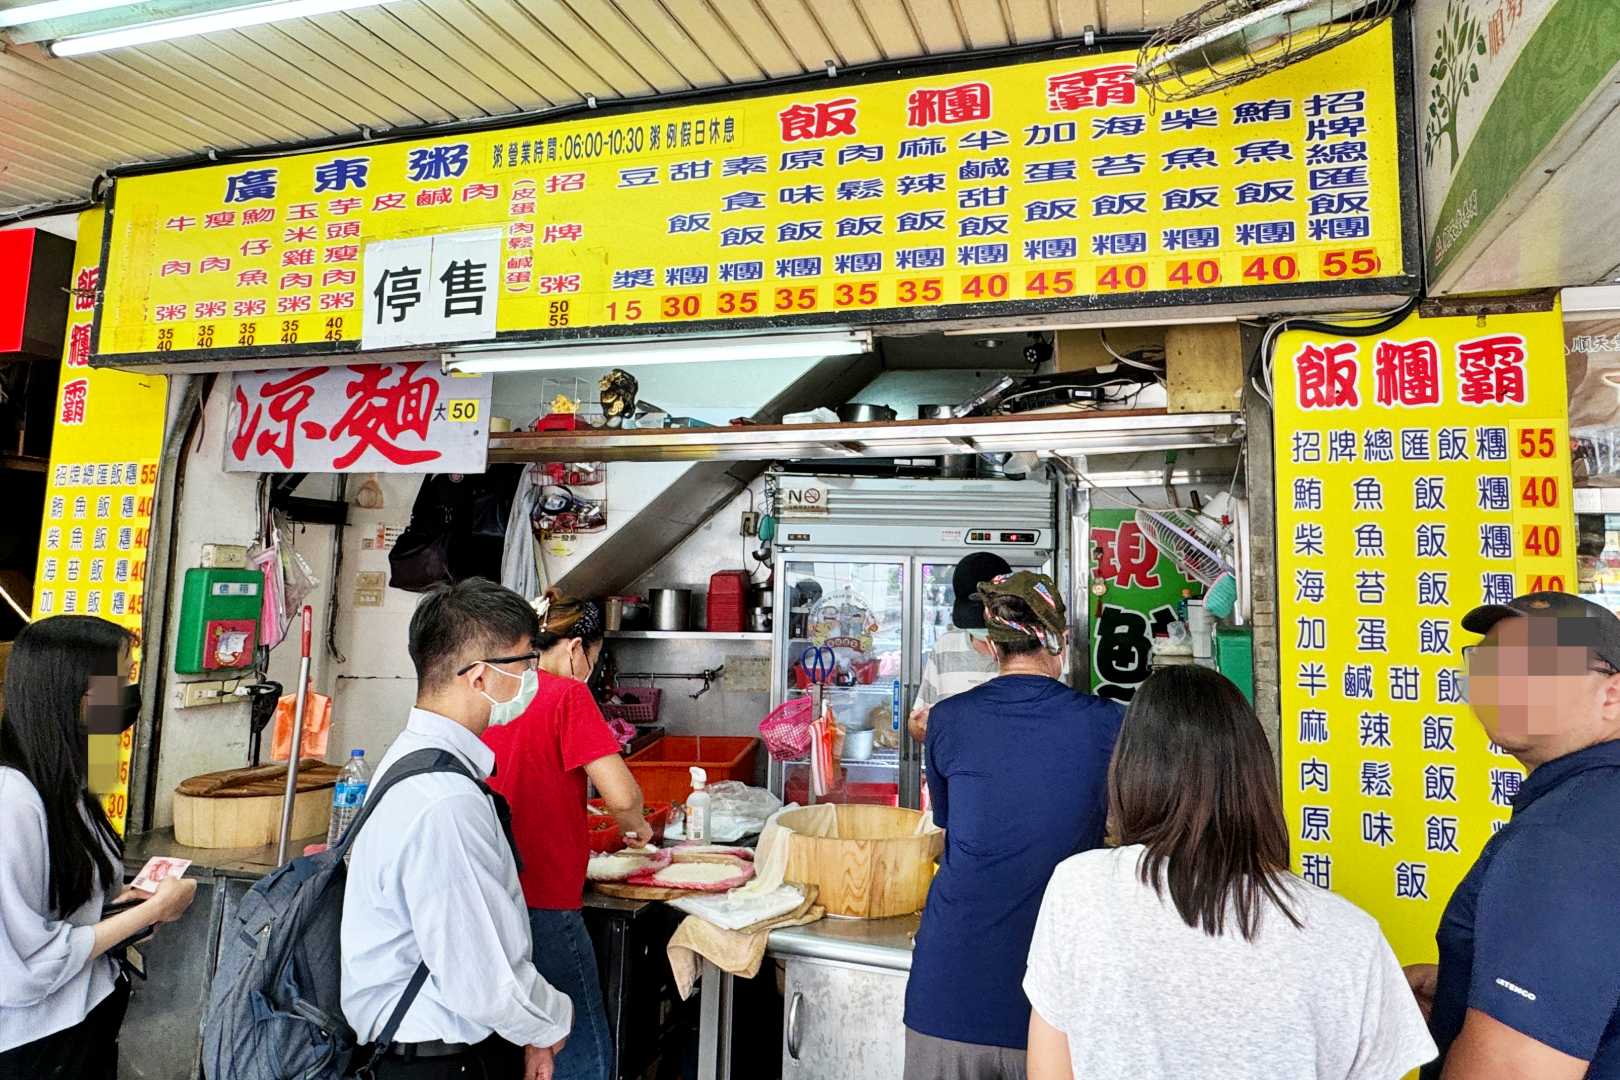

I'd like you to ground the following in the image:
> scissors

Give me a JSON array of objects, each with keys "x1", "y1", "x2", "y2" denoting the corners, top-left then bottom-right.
[{"x1": 800, "y1": 645, "x2": 836, "y2": 686}]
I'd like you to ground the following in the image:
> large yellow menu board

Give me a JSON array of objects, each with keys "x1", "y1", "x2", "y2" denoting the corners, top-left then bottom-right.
[
  {"x1": 1276, "y1": 306, "x2": 1574, "y2": 963},
  {"x1": 35, "y1": 208, "x2": 169, "y2": 834},
  {"x1": 96, "y1": 25, "x2": 1412, "y2": 364}
]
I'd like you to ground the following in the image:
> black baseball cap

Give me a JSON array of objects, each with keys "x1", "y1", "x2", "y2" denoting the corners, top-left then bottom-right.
[
  {"x1": 952, "y1": 552, "x2": 1011, "y2": 629},
  {"x1": 1462, "y1": 591, "x2": 1620, "y2": 672}
]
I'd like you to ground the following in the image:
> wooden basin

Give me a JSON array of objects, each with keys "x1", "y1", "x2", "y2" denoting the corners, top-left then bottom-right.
[{"x1": 778, "y1": 804, "x2": 943, "y2": 919}]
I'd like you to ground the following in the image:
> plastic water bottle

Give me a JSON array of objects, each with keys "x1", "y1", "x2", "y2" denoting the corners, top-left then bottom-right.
[{"x1": 325, "y1": 749, "x2": 371, "y2": 848}]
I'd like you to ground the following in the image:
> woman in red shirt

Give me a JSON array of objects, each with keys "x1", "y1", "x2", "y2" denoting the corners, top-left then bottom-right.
[{"x1": 483, "y1": 592, "x2": 650, "y2": 1080}]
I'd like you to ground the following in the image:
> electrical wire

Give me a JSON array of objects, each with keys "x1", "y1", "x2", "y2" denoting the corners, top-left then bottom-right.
[
  {"x1": 1249, "y1": 299, "x2": 1420, "y2": 409},
  {"x1": 0, "y1": 582, "x2": 31, "y2": 624}
]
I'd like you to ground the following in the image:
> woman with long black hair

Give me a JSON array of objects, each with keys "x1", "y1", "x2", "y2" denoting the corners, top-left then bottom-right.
[
  {"x1": 0, "y1": 616, "x2": 196, "y2": 1077},
  {"x1": 1023, "y1": 665, "x2": 1436, "y2": 1080}
]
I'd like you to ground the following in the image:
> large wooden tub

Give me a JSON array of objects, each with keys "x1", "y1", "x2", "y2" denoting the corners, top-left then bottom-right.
[{"x1": 777, "y1": 804, "x2": 943, "y2": 919}]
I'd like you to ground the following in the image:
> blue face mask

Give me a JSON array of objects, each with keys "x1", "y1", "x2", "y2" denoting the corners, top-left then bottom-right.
[{"x1": 481, "y1": 665, "x2": 539, "y2": 726}]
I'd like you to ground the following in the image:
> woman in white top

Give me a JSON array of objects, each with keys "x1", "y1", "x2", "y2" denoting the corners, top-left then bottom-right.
[
  {"x1": 1024, "y1": 665, "x2": 1437, "y2": 1080},
  {"x1": 0, "y1": 616, "x2": 195, "y2": 1078}
]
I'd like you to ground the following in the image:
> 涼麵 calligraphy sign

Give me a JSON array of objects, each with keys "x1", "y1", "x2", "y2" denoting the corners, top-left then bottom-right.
[
  {"x1": 96, "y1": 24, "x2": 1413, "y2": 365},
  {"x1": 1275, "y1": 305, "x2": 1575, "y2": 966},
  {"x1": 225, "y1": 363, "x2": 492, "y2": 473}
]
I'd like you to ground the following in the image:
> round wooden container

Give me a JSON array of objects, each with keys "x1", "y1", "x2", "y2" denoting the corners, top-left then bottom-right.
[
  {"x1": 777, "y1": 804, "x2": 943, "y2": 919},
  {"x1": 173, "y1": 761, "x2": 338, "y2": 849}
]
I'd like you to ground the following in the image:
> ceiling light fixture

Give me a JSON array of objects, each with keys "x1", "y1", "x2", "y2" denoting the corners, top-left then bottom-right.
[
  {"x1": 44, "y1": 0, "x2": 395, "y2": 56},
  {"x1": 441, "y1": 330, "x2": 872, "y2": 375},
  {"x1": 0, "y1": 0, "x2": 129, "y2": 29}
]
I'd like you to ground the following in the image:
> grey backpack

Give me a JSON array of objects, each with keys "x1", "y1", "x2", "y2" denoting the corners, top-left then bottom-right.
[{"x1": 200, "y1": 748, "x2": 484, "y2": 1079}]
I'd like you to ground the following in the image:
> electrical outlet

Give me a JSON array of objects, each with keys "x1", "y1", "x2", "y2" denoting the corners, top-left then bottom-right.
[
  {"x1": 178, "y1": 680, "x2": 232, "y2": 708},
  {"x1": 200, "y1": 544, "x2": 249, "y2": 569},
  {"x1": 740, "y1": 511, "x2": 761, "y2": 537}
]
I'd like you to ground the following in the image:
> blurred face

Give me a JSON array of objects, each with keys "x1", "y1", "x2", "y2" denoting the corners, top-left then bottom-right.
[
  {"x1": 82, "y1": 642, "x2": 134, "y2": 790},
  {"x1": 1467, "y1": 616, "x2": 1620, "y2": 767}
]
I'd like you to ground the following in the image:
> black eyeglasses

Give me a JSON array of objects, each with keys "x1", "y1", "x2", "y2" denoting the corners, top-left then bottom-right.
[{"x1": 456, "y1": 651, "x2": 541, "y2": 677}]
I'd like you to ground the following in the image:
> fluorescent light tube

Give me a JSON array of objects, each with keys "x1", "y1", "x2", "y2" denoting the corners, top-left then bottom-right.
[
  {"x1": 48, "y1": 0, "x2": 393, "y2": 55},
  {"x1": 0, "y1": 0, "x2": 128, "y2": 29},
  {"x1": 443, "y1": 330, "x2": 871, "y2": 375}
]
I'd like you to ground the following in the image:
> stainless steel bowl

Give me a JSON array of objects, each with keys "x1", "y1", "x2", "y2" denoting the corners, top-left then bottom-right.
[{"x1": 837, "y1": 403, "x2": 897, "y2": 423}]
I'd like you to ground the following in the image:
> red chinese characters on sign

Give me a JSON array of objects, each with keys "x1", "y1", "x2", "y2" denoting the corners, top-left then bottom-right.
[
  {"x1": 1457, "y1": 334, "x2": 1528, "y2": 406},
  {"x1": 778, "y1": 97, "x2": 859, "y2": 142},
  {"x1": 1093, "y1": 522, "x2": 1161, "y2": 589},
  {"x1": 327, "y1": 362, "x2": 441, "y2": 469},
  {"x1": 67, "y1": 324, "x2": 92, "y2": 368},
  {"x1": 906, "y1": 82, "x2": 992, "y2": 127},
  {"x1": 1046, "y1": 64, "x2": 1137, "y2": 111},
  {"x1": 1294, "y1": 341, "x2": 1361, "y2": 410},
  {"x1": 228, "y1": 363, "x2": 464, "y2": 471},
  {"x1": 1373, "y1": 339, "x2": 1442, "y2": 407},
  {"x1": 232, "y1": 367, "x2": 327, "y2": 469},
  {"x1": 73, "y1": 268, "x2": 98, "y2": 312},
  {"x1": 60, "y1": 379, "x2": 89, "y2": 425}
]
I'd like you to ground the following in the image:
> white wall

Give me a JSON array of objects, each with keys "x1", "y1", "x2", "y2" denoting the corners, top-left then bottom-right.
[
  {"x1": 150, "y1": 386, "x2": 337, "y2": 827},
  {"x1": 147, "y1": 354, "x2": 829, "y2": 827}
]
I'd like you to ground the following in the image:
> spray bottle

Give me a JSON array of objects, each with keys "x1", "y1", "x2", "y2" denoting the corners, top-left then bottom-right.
[{"x1": 686, "y1": 767, "x2": 712, "y2": 843}]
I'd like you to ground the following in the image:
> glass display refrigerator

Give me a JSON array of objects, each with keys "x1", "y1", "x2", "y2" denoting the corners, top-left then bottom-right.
[{"x1": 768, "y1": 476, "x2": 1058, "y2": 809}]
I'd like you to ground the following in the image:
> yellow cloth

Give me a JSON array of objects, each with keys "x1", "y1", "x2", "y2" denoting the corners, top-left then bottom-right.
[{"x1": 667, "y1": 888, "x2": 822, "y2": 1000}]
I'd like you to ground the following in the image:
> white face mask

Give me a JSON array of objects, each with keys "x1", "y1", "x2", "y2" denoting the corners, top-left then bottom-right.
[
  {"x1": 964, "y1": 628, "x2": 990, "y2": 643},
  {"x1": 480, "y1": 664, "x2": 540, "y2": 726}
]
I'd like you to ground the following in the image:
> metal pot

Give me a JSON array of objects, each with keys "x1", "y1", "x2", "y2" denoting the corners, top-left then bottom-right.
[
  {"x1": 837, "y1": 403, "x2": 897, "y2": 423},
  {"x1": 648, "y1": 588, "x2": 692, "y2": 631},
  {"x1": 921, "y1": 404, "x2": 974, "y2": 475}
]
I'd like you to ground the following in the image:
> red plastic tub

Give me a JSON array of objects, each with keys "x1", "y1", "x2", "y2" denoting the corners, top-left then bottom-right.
[
  {"x1": 625, "y1": 736, "x2": 760, "y2": 805},
  {"x1": 586, "y1": 799, "x2": 672, "y2": 853}
]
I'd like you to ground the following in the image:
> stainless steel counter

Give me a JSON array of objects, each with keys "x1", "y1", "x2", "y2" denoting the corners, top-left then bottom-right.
[{"x1": 767, "y1": 914, "x2": 919, "y2": 973}]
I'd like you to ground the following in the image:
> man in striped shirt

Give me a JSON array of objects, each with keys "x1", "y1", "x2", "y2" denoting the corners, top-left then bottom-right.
[{"x1": 908, "y1": 552, "x2": 1010, "y2": 743}]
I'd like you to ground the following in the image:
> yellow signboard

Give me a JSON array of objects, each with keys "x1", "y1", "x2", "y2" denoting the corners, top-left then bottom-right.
[
  {"x1": 35, "y1": 208, "x2": 169, "y2": 834},
  {"x1": 1275, "y1": 306, "x2": 1574, "y2": 964},
  {"x1": 97, "y1": 25, "x2": 1412, "y2": 364}
]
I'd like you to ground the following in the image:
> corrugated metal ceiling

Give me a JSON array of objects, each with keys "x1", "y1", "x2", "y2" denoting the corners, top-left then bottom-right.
[{"x1": 0, "y1": 0, "x2": 1199, "y2": 217}]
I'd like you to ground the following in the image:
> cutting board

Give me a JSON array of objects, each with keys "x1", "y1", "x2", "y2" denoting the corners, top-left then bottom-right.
[{"x1": 173, "y1": 761, "x2": 338, "y2": 849}]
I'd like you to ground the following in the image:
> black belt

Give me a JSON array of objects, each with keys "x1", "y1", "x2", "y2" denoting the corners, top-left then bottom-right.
[{"x1": 383, "y1": 1040, "x2": 474, "y2": 1060}]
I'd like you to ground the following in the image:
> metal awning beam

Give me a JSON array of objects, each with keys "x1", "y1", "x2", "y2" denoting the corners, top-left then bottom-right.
[{"x1": 488, "y1": 409, "x2": 1243, "y2": 464}]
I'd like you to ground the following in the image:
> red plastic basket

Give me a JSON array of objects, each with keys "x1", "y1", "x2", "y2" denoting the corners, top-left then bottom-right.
[
  {"x1": 601, "y1": 685, "x2": 661, "y2": 726},
  {"x1": 586, "y1": 800, "x2": 672, "y2": 853}
]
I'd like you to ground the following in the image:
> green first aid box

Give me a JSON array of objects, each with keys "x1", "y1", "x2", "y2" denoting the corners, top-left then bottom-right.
[{"x1": 175, "y1": 568, "x2": 263, "y2": 674}]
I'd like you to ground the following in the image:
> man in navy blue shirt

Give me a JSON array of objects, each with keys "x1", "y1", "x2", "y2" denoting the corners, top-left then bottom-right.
[
  {"x1": 1408, "y1": 592, "x2": 1620, "y2": 1079},
  {"x1": 904, "y1": 571, "x2": 1122, "y2": 1080}
]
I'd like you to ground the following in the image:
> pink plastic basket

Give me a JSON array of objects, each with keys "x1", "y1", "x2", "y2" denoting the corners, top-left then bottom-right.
[
  {"x1": 759, "y1": 696, "x2": 814, "y2": 761},
  {"x1": 602, "y1": 686, "x2": 661, "y2": 726}
]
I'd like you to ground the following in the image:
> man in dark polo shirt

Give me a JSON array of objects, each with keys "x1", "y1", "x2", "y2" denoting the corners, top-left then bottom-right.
[{"x1": 1406, "y1": 592, "x2": 1620, "y2": 1079}]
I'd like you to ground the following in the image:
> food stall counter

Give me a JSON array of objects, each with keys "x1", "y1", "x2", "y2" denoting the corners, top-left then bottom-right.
[{"x1": 766, "y1": 913, "x2": 918, "y2": 972}]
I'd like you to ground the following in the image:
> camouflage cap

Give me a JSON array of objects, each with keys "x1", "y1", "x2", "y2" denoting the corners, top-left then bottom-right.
[{"x1": 973, "y1": 571, "x2": 1068, "y2": 655}]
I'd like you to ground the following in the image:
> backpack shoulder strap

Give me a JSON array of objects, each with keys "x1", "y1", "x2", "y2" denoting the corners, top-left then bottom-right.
[
  {"x1": 340, "y1": 746, "x2": 493, "y2": 1064},
  {"x1": 333, "y1": 747, "x2": 470, "y2": 857}
]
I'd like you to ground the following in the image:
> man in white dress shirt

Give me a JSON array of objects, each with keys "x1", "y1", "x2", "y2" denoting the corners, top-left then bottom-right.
[{"x1": 342, "y1": 578, "x2": 572, "y2": 1080}]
